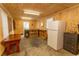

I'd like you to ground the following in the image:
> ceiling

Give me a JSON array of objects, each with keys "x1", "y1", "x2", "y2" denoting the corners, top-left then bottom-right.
[{"x1": 2, "y1": 3, "x2": 78, "y2": 20}]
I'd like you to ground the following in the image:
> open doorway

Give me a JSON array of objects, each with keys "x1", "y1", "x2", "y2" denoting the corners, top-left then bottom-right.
[
  {"x1": 23, "y1": 21, "x2": 29, "y2": 30},
  {"x1": 23, "y1": 21, "x2": 30, "y2": 38}
]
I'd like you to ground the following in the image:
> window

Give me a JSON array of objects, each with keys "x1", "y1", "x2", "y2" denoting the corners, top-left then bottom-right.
[{"x1": 23, "y1": 21, "x2": 29, "y2": 30}]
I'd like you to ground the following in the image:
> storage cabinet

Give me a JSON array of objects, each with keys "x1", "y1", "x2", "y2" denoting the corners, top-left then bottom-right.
[{"x1": 64, "y1": 33, "x2": 78, "y2": 55}]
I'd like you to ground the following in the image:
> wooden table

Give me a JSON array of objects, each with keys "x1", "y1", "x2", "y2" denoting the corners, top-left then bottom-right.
[{"x1": 1, "y1": 34, "x2": 21, "y2": 55}]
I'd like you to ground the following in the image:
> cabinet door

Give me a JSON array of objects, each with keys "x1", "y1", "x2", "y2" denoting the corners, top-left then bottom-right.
[{"x1": 64, "y1": 33, "x2": 78, "y2": 55}]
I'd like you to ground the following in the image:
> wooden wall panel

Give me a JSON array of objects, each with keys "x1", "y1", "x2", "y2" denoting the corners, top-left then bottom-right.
[
  {"x1": 14, "y1": 19, "x2": 39, "y2": 35},
  {"x1": 29, "y1": 20, "x2": 38, "y2": 30},
  {"x1": 53, "y1": 12, "x2": 62, "y2": 20},
  {"x1": 0, "y1": 13, "x2": 4, "y2": 56},
  {"x1": 14, "y1": 19, "x2": 23, "y2": 34},
  {"x1": 52, "y1": 5, "x2": 79, "y2": 33}
]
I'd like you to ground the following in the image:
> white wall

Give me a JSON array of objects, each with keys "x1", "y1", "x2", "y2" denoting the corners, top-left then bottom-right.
[{"x1": 0, "y1": 8, "x2": 9, "y2": 39}]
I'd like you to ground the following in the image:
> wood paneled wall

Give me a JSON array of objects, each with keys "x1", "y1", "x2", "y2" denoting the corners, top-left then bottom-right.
[
  {"x1": 29, "y1": 20, "x2": 38, "y2": 30},
  {"x1": 51, "y1": 5, "x2": 79, "y2": 33},
  {"x1": 14, "y1": 19, "x2": 23, "y2": 34},
  {"x1": 14, "y1": 19, "x2": 39, "y2": 34},
  {"x1": 0, "y1": 12, "x2": 4, "y2": 56}
]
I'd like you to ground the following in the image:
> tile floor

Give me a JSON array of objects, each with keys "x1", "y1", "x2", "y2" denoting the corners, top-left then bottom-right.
[{"x1": 3, "y1": 37, "x2": 79, "y2": 56}]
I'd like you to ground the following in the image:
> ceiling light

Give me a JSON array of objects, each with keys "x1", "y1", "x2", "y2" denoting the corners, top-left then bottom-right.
[
  {"x1": 24, "y1": 9, "x2": 41, "y2": 16},
  {"x1": 21, "y1": 16, "x2": 32, "y2": 20}
]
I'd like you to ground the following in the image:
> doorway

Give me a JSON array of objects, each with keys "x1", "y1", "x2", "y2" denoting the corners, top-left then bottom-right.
[{"x1": 23, "y1": 21, "x2": 30, "y2": 38}]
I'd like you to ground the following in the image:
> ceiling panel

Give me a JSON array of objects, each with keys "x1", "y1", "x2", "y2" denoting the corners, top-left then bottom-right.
[{"x1": 2, "y1": 3, "x2": 77, "y2": 20}]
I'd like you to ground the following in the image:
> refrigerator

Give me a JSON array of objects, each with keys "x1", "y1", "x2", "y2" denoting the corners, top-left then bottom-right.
[{"x1": 46, "y1": 20, "x2": 65, "y2": 50}]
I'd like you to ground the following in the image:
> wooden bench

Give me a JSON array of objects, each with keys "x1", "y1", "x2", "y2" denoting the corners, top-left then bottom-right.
[{"x1": 1, "y1": 34, "x2": 21, "y2": 55}]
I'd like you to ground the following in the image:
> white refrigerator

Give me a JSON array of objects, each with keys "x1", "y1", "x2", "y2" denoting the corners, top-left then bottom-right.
[{"x1": 47, "y1": 20, "x2": 65, "y2": 50}]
